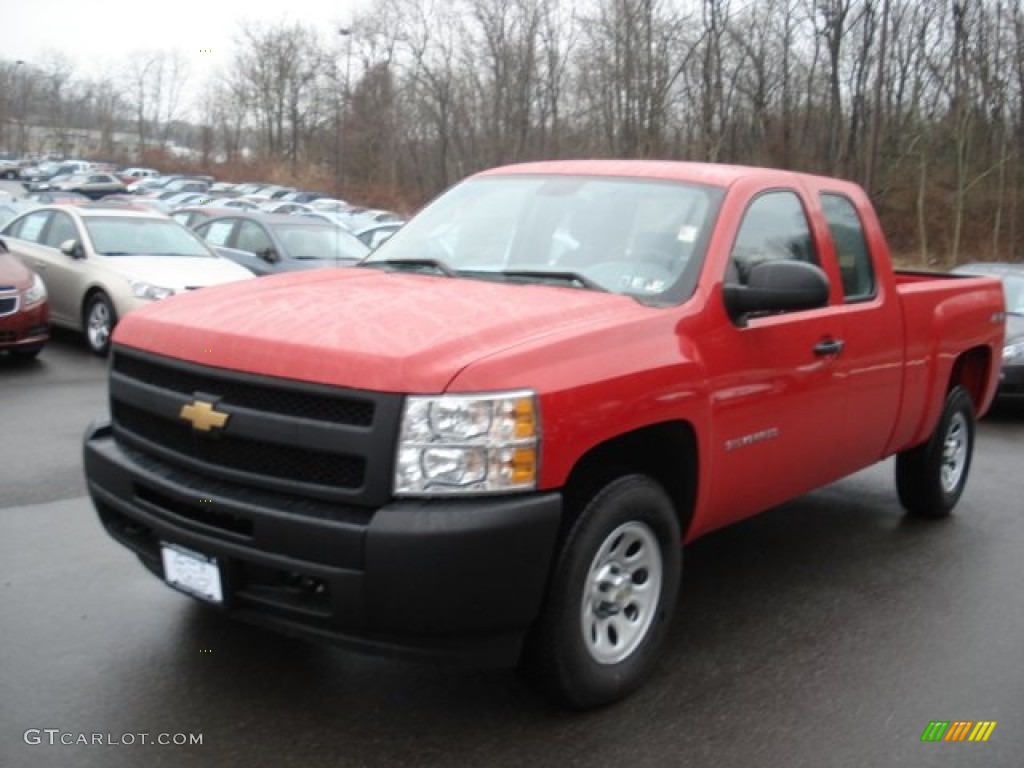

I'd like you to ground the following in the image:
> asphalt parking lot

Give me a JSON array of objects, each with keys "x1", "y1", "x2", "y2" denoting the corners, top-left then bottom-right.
[{"x1": 1, "y1": 334, "x2": 1022, "y2": 768}]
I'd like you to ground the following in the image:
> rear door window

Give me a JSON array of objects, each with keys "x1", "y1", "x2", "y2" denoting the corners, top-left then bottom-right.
[
  {"x1": 8, "y1": 210, "x2": 51, "y2": 243},
  {"x1": 820, "y1": 193, "x2": 876, "y2": 302}
]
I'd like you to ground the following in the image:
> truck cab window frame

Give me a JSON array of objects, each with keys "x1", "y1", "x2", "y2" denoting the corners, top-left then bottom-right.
[
  {"x1": 820, "y1": 192, "x2": 876, "y2": 303},
  {"x1": 726, "y1": 189, "x2": 819, "y2": 294}
]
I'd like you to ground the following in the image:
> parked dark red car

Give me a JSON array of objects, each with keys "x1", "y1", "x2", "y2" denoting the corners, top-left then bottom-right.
[{"x1": 0, "y1": 238, "x2": 49, "y2": 359}]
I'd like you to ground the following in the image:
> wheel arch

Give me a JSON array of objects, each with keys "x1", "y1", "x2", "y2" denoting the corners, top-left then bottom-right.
[
  {"x1": 560, "y1": 420, "x2": 699, "y2": 542},
  {"x1": 948, "y1": 345, "x2": 995, "y2": 414}
]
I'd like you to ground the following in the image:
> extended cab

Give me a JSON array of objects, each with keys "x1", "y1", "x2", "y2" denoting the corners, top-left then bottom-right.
[{"x1": 83, "y1": 161, "x2": 1005, "y2": 707}]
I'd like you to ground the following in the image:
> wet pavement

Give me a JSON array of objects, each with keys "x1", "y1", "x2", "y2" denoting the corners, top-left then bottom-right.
[{"x1": 2, "y1": 334, "x2": 1022, "y2": 767}]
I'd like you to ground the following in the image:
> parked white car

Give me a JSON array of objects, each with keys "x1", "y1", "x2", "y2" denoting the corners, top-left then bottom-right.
[{"x1": 0, "y1": 206, "x2": 254, "y2": 354}]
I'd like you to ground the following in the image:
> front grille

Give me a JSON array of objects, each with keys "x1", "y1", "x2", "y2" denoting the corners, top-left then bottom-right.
[
  {"x1": 114, "y1": 401, "x2": 366, "y2": 489},
  {"x1": 112, "y1": 352, "x2": 374, "y2": 426},
  {"x1": 0, "y1": 330, "x2": 14, "y2": 342},
  {"x1": 0, "y1": 295, "x2": 17, "y2": 317},
  {"x1": 109, "y1": 347, "x2": 403, "y2": 506}
]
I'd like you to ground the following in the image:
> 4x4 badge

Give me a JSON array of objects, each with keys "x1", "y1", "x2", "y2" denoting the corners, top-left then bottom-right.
[{"x1": 179, "y1": 399, "x2": 229, "y2": 432}]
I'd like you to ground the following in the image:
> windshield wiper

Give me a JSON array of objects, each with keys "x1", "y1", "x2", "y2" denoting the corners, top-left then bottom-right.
[
  {"x1": 295, "y1": 255, "x2": 358, "y2": 262},
  {"x1": 360, "y1": 258, "x2": 457, "y2": 277},
  {"x1": 462, "y1": 269, "x2": 606, "y2": 292}
]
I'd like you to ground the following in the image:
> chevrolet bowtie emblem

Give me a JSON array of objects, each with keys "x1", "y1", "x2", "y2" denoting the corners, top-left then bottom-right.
[{"x1": 179, "y1": 399, "x2": 229, "y2": 432}]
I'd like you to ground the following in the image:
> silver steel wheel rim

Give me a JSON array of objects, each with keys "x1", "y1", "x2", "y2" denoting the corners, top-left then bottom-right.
[
  {"x1": 941, "y1": 412, "x2": 968, "y2": 493},
  {"x1": 581, "y1": 521, "x2": 663, "y2": 665},
  {"x1": 87, "y1": 301, "x2": 111, "y2": 350}
]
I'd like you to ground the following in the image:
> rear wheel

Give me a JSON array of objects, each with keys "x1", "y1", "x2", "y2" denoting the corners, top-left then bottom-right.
[
  {"x1": 525, "y1": 474, "x2": 682, "y2": 709},
  {"x1": 84, "y1": 292, "x2": 117, "y2": 356},
  {"x1": 896, "y1": 386, "x2": 975, "y2": 518}
]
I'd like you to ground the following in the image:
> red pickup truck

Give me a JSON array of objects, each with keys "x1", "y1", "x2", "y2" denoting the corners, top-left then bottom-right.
[{"x1": 83, "y1": 161, "x2": 1005, "y2": 708}]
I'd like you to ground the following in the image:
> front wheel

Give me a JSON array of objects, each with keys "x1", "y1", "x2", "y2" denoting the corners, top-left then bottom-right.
[
  {"x1": 896, "y1": 386, "x2": 976, "y2": 518},
  {"x1": 524, "y1": 474, "x2": 682, "y2": 709},
  {"x1": 84, "y1": 292, "x2": 117, "y2": 356}
]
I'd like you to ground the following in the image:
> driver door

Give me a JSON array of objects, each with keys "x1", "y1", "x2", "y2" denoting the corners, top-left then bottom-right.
[{"x1": 703, "y1": 189, "x2": 847, "y2": 529}]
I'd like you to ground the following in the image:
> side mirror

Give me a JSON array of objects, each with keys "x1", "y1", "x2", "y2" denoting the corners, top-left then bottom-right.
[
  {"x1": 60, "y1": 239, "x2": 85, "y2": 259},
  {"x1": 723, "y1": 260, "x2": 829, "y2": 326},
  {"x1": 259, "y1": 247, "x2": 280, "y2": 263}
]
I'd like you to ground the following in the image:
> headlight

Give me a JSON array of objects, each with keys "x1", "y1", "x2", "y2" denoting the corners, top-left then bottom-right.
[
  {"x1": 130, "y1": 280, "x2": 175, "y2": 301},
  {"x1": 1004, "y1": 342, "x2": 1023, "y2": 362},
  {"x1": 22, "y1": 273, "x2": 47, "y2": 307},
  {"x1": 395, "y1": 391, "x2": 539, "y2": 495}
]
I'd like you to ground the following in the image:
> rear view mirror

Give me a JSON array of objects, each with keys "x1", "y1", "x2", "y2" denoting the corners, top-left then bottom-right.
[
  {"x1": 60, "y1": 239, "x2": 85, "y2": 259},
  {"x1": 259, "y1": 247, "x2": 280, "y2": 264},
  {"x1": 723, "y1": 260, "x2": 829, "y2": 326}
]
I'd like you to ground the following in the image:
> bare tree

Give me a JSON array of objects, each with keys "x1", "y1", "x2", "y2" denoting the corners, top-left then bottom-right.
[
  {"x1": 229, "y1": 21, "x2": 328, "y2": 171},
  {"x1": 123, "y1": 50, "x2": 190, "y2": 157}
]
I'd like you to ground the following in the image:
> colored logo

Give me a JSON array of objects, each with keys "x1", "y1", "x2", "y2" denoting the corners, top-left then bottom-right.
[
  {"x1": 921, "y1": 721, "x2": 997, "y2": 742},
  {"x1": 179, "y1": 399, "x2": 229, "y2": 433}
]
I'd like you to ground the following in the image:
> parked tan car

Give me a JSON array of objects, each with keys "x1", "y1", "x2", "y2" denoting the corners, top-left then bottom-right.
[{"x1": 0, "y1": 206, "x2": 254, "y2": 354}]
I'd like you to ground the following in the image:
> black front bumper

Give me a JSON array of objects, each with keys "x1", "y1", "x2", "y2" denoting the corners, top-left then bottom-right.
[{"x1": 84, "y1": 421, "x2": 562, "y2": 666}]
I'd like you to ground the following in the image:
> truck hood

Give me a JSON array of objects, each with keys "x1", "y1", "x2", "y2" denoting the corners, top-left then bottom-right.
[{"x1": 114, "y1": 267, "x2": 644, "y2": 392}]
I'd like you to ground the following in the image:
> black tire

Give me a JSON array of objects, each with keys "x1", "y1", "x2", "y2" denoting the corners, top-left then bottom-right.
[
  {"x1": 525, "y1": 474, "x2": 682, "y2": 709},
  {"x1": 84, "y1": 292, "x2": 117, "y2": 356},
  {"x1": 896, "y1": 385, "x2": 975, "y2": 518}
]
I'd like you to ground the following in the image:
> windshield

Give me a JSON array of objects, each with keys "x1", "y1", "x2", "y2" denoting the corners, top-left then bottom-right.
[
  {"x1": 269, "y1": 223, "x2": 370, "y2": 262},
  {"x1": 364, "y1": 175, "x2": 722, "y2": 302},
  {"x1": 84, "y1": 217, "x2": 214, "y2": 257}
]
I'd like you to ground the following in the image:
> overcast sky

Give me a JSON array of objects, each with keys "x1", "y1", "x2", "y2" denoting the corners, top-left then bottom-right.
[{"x1": 6, "y1": 0, "x2": 362, "y2": 110}]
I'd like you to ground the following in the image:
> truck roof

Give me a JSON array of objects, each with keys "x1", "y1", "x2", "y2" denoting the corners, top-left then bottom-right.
[{"x1": 475, "y1": 159, "x2": 859, "y2": 192}]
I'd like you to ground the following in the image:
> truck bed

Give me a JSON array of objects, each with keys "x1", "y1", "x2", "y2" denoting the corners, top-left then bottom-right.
[{"x1": 889, "y1": 269, "x2": 1005, "y2": 451}]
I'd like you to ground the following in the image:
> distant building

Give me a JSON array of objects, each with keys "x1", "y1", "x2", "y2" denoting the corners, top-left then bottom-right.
[{"x1": 11, "y1": 122, "x2": 143, "y2": 160}]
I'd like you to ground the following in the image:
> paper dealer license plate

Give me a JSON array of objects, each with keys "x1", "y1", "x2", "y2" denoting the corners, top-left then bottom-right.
[{"x1": 160, "y1": 543, "x2": 223, "y2": 604}]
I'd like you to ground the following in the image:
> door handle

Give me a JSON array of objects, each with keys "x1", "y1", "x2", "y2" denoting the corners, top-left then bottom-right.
[{"x1": 814, "y1": 338, "x2": 845, "y2": 357}]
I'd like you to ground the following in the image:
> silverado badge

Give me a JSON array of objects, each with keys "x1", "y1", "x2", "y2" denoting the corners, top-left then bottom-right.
[{"x1": 179, "y1": 399, "x2": 229, "y2": 433}]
